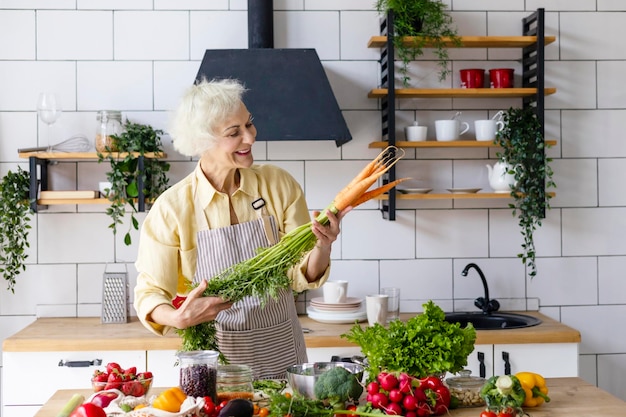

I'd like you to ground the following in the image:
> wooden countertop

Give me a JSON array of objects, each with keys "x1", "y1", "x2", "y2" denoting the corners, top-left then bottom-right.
[
  {"x1": 33, "y1": 378, "x2": 625, "y2": 417},
  {"x1": 2, "y1": 312, "x2": 580, "y2": 352}
]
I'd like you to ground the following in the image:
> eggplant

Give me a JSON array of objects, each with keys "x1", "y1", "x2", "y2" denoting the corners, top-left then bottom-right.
[{"x1": 216, "y1": 399, "x2": 254, "y2": 417}]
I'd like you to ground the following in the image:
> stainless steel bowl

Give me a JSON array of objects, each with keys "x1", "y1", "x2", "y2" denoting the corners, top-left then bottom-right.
[{"x1": 286, "y1": 362, "x2": 364, "y2": 399}]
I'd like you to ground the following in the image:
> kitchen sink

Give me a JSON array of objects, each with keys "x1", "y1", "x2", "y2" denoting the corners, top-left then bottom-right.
[{"x1": 444, "y1": 312, "x2": 542, "y2": 330}]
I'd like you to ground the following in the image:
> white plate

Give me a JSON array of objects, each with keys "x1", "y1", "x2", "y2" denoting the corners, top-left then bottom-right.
[
  {"x1": 306, "y1": 306, "x2": 367, "y2": 324},
  {"x1": 397, "y1": 188, "x2": 433, "y2": 194},
  {"x1": 447, "y1": 188, "x2": 482, "y2": 194},
  {"x1": 309, "y1": 303, "x2": 362, "y2": 313},
  {"x1": 310, "y1": 296, "x2": 362, "y2": 307}
]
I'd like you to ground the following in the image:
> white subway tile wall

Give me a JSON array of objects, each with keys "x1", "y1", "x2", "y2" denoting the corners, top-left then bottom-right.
[{"x1": 1, "y1": 0, "x2": 626, "y2": 403}]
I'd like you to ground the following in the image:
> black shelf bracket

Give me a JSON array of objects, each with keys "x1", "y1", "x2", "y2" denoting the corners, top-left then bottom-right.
[
  {"x1": 379, "y1": 10, "x2": 397, "y2": 220},
  {"x1": 28, "y1": 156, "x2": 48, "y2": 213}
]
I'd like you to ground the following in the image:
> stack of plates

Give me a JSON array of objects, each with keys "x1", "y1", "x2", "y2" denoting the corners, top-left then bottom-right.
[{"x1": 307, "y1": 297, "x2": 367, "y2": 324}]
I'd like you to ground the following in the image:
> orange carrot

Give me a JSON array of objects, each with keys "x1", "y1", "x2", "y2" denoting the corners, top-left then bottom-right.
[
  {"x1": 351, "y1": 178, "x2": 410, "y2": 208},
  {"x1": 331, "y1": 146, "x2": 405, "y2": 211}
]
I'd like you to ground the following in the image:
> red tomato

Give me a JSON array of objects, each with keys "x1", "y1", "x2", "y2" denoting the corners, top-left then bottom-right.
[
  {"x1": 480, "y1": 411, "x2": 498, "y2": 417},
  {"x1": 497, "y1": 408, "x2": 516, "y2": 417},
  {"x1": 433, "y1": 385, "x2": 451, "y2": 407}
]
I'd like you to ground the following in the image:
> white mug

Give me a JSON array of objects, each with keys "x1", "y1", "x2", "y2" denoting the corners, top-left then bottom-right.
[
  {"x1": 405, "y1": 125, "x2": 428, "y2": 142},
  {"x1": 475, "y1": 119, "x2": 505, "y2": 141},
  {"x1": 435, "y1": 120, "x2": 470, "y2": 141},
  {"x1": 323, "y1": 280, "x2": 348, "y2": 303},
  {"x1": 366, "y1": 294, "x2": 389, "y2": 326}
]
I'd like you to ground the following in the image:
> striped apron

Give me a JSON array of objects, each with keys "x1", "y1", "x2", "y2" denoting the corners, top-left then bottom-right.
[{"x1": 192, "y1": 187, "x2": 308, "y2": 380}]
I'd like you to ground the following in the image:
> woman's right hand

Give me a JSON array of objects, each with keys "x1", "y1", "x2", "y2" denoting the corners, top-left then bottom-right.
[{"x1": 169, "y1": 279, "x2": 233, "y2": 329}]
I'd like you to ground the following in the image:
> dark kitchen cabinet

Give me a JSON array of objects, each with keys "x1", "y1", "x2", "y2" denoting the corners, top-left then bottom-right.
[{"x1": 368, "y1": 8, "x2": 556, "y2": 220}]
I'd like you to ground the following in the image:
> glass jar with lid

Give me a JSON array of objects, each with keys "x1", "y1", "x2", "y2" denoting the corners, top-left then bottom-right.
[
  {"x1": 176, "y1": 350, "x2": 219, "y2": 402},
  {"x1": 95, "y1": 110, "x2": 123, "y2": 152},
  {"x1": 216, "y1": 364, "x2": 254, "y2": 403},
  {"x1": 445, "y1": 369, "x2": 486, "y2": 408}
]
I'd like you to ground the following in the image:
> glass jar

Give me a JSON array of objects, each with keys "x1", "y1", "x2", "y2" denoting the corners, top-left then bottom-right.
[
  {"x1": 95, "y1": 110, "x2": 123, "y2": 152},
  {"x1": 445, "y1": 369, "x2": 486, "y2": 408},
  {"x1": 216, "y1": 364, "x2": 254, "y2": 403},
  {"x1": 176, "y1": 350, "x2": 219, "y2": 401}
]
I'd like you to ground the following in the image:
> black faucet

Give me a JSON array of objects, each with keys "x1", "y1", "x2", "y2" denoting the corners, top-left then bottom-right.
[{"x1": 461, "y1": 263, "x2": 500, "y2": 314}]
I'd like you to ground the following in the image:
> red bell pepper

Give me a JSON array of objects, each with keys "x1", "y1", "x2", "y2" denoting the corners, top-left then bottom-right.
[{"x1": 69, "y1": 403, "x2": 106, "y2": 417}]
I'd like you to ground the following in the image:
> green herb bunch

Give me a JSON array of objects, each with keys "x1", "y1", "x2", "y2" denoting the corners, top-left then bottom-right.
[
  {"x1": 495, "y1": 107, "x2": 556, "y2": 278},
  {"x1": 98, "y1": 120, "x2": 170, "y2": 245},
  {"x1": 0, "y1": 167, "x2": 32, "y2": 292},
  {"x1": 269, "y1": 393, "x2": 384, "y2": 417},
  {"x1": 343, "y1": 300, "x2": 476, "y2": 379},
  {"x1": 177, "y1": 210, "x2": 335, "y2": 360}
]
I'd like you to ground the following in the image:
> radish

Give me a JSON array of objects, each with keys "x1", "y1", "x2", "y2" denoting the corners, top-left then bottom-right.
[
  {"x1": 388, "y1": 388, "x2": 403, "y2": 403},
  {"x1": 402, "y1": 394, "x2": 418, "y2": 411},
  {"x1": 366, "y1": 381, "x2": 380, "y2": 395},
  {"x1": 378, "y1": 372, "x2": 399, "y2": 391},
  {"x1": 385, "y1": 402, "x2": 403, "y2": 415},
  {"x1": 370, "y1": 392, "x2": 389, "y2": 409}
]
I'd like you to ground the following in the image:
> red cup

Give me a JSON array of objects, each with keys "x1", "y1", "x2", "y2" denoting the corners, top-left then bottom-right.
[
  {"x1": 459, "y1": 69, "x2": 485, "y2": 88},
  {"x1": 489, "y1": 68, "x2": 515, "y2": 88}
]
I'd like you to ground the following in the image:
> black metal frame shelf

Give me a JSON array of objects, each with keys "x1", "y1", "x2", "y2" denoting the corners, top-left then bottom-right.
[{"x1": 371, "y1": 8, "x2": 551, "y2": 220}]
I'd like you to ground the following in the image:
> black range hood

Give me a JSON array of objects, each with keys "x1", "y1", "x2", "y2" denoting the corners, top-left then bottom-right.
[{"x1": 195, "y1": 0, "x2": 352, "y2": 147}]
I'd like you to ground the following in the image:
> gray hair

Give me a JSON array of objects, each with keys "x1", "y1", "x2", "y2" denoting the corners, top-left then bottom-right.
[{"x1": 169, "y1": 78, "x2": 247, "y2": 157}]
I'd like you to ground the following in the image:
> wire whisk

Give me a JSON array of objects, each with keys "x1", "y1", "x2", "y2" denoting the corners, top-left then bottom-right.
[{"x1": 18, "y1": 135, "x2": 92, "y2": 153}]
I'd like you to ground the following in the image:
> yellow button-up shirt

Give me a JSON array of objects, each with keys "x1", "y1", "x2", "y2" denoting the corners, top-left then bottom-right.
[{"x1": 134, "y1": 162, "x2": 329, "y2": 335}]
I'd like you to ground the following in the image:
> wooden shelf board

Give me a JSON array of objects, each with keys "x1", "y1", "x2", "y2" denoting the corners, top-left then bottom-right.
[
  {"x1": 369, "y1": 140, "x2": 558, "y2": 148},
  {"x1": 367, "y1": 35, "x2": 556, "y2": 48},
  {"x1": 18, "y1": 152, "x2": 166, "y2": 160},
  {"x1": 38, "y1": 198, "x2": 110, "y2": 205},
  {"x1": 374, "y1": 192, "x2": 556, "y2": 201},
  {"x1": 368, "y1": 87, "x2": 557, "y2": 99}
]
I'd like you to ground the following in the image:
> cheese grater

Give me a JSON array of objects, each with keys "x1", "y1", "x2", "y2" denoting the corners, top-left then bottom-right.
[{"x1": 101, "y1": 271, "x2": 129, "y2": 323}]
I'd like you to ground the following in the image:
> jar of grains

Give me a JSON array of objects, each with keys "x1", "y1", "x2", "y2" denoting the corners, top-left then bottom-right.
[
  {"x1": 95, "y1": 110, "x2": 123, "y2": 152},
  {"x1": 176, "y1": 350, "x2": 219, "y2": 402},
  {"x1": 216, "y1": 364, "x2": 254, "y2": 403},
  {"x1": 445, "y1": 369, "x2": 486, "y2": 408}
]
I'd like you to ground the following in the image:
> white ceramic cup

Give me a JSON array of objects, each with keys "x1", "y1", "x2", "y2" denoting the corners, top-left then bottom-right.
[
  {"x1": 474, "y1": 119, "x2": 505, "y2": 141},
  {"x1": 405, "y1": 125, "x2": 428, "y2": 142},
  {"x1": 366, "y1": 294, "x2": 389, "y2": 326},
  {"x1": 323, "y1": 280, "x2": 348, "y2": 303},
  {"x1": 381, "y1": 287, "x2": 400, "y2": 322},
  {"x1": 435, "y1": 120, "x2": 470, "y2": 141},
  {"x1": 99, "y1": 181, "x2": 113, "y2": 197}
]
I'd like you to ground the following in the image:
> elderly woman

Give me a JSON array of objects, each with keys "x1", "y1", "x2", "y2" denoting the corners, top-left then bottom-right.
[{"x1": 133, "y1": 78, "x2": 349, "y2": 379}]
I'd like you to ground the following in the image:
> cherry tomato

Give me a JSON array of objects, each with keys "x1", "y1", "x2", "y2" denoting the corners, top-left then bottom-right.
[
  {"x1": 497, "y1": 408, "x2": 516, "y2": 417},
  {"x1": 480, "y1": 411, "x2": 497, "y2": 417},
  {"x1": 258, "y1": 407, "x2": 270, "y2": 417}
]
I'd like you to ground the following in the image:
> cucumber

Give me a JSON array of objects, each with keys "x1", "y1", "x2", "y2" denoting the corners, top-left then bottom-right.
[{"x1": 56, "y1": 393, "x2": 85, "y2": 417}]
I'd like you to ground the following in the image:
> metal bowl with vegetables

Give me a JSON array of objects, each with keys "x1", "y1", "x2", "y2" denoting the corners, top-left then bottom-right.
[{"x1": 286, "y1": 362, "x2": 364, "y2": 401}]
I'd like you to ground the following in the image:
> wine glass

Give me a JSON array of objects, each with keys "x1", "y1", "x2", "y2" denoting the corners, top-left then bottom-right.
[{"x1": 37, "y1": 92, "x2": 62, "y2": 149}]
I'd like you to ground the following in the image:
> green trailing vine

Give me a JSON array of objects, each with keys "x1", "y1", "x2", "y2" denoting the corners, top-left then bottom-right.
[
  {"x1": 98, "y1": 120, "x2": 170, "y2": 245},
  {"x1": 376, "y1": 0, "x2": 461, "y2": 86},
  {"x1": 495, "y1": 107, "x2": 556, "y2": 278},
  {"x1": 0, "y1": 167, "x2": 32, "y2": 292}
]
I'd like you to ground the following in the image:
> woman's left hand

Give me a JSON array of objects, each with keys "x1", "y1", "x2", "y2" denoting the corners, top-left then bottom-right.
[{"x1": 311, "y1": 207, "x2": 352, "y2": 250}]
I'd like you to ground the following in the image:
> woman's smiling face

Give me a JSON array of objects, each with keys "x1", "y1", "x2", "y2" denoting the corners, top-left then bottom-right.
[{"x1": 211, "y1": 101, "x2": 257, "y2": 169}]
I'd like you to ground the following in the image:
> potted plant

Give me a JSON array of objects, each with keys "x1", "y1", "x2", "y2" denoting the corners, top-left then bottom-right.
[
  {"x1": 495, "y1": 106, "x2": 556, "y2": 278},
  {"x1": 375, "y1": 0, "x2": 461, "y2": 86},
  {"x1": 0, "y1": 167, "x2": 32, "y2": 292},
  {"x1": 98, "y1": 120, "x2": 170, "y2": 245}
]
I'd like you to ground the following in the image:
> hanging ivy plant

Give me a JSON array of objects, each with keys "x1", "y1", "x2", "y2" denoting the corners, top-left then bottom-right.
[
  {"x1": 0, "y1": 167, "x2": 32, "y2": 292},
  {"x1": 375, "y1": 0, "x2": 461, "y2": 86},
  {"x1": 98, "y1": 120, "x2": 170, "y2": 245},
  {"x1": 495, "y1": 107, "x2": 556, "y2": 278}
]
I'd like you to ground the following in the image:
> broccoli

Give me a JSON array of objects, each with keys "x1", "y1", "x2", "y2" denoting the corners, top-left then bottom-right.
[{"x1": 313, "y1": 366, "x2": 364, "y2": 408}]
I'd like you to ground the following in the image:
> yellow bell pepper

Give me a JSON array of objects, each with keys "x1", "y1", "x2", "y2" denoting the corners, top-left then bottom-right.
[
  {"x1": 152, "y1": 387, "x2": 187, "y2": 413},
  {"x1": 515, "y1": 372, "x2": 551, "y2": 407}
]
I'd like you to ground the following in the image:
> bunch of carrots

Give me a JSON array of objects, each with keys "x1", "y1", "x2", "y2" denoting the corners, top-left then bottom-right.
[{"x1": 178, "y1": 146, "x2": 409, "y2": 356}]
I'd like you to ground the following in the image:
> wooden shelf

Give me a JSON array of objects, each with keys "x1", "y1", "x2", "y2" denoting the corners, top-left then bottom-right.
[
  {"x1": 18, "y1": 151, "x2": 166, "y2": 160},
  {"x1": 369, "y1": 140, "x2": 558, "y2": 148},
  {"x1": 367, "y1": 35, "x2": 556, "y2": 49},
  {"x1": 375, "y1": 192, "x2": 556, "y2": 201},
  {"x1": 368, "y1": 88, "x2": 556, "y2": 99}
]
